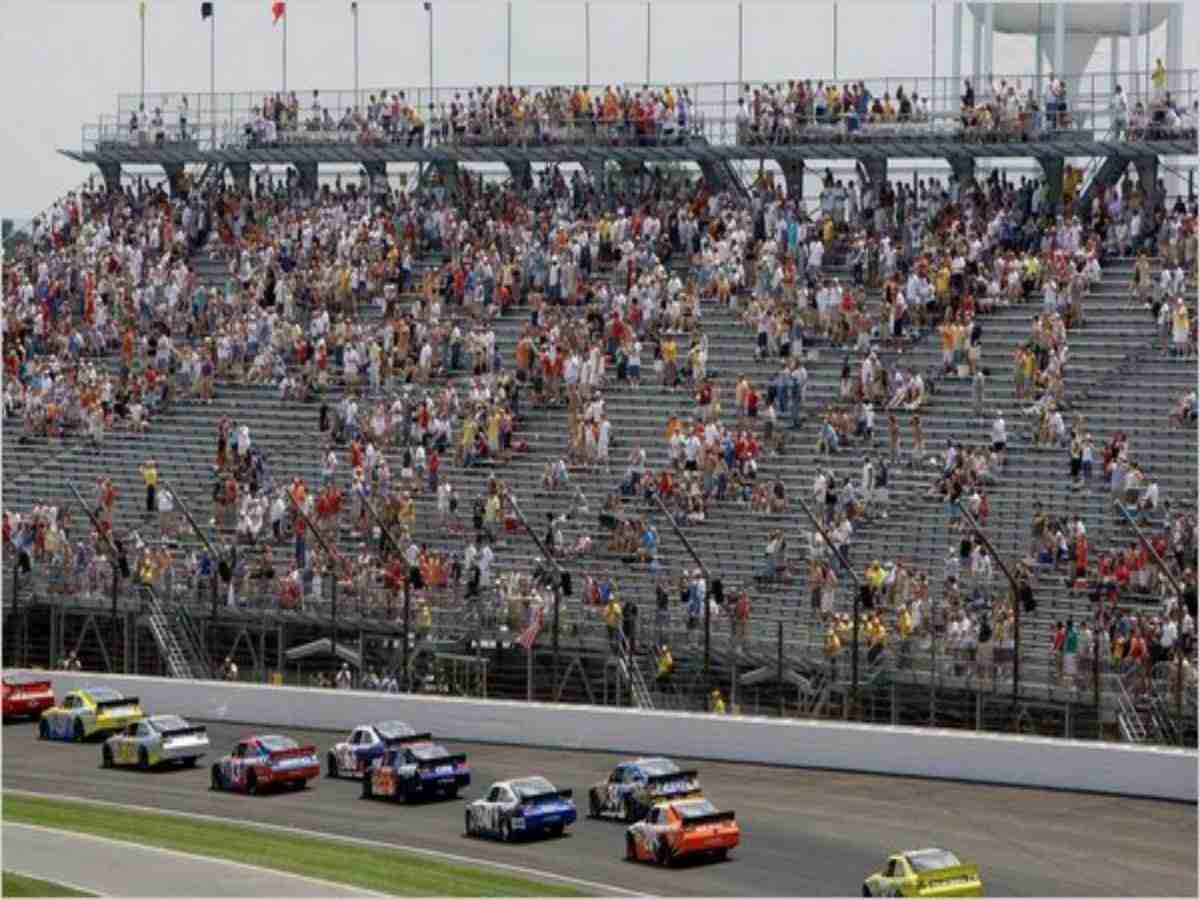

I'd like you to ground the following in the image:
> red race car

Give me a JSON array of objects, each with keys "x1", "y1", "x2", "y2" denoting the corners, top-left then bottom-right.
[
  {"x1": 209, "y1": 734, "x2": 320, "y2": 794},
  {"x1": 2, "y1": 675, "x2": 55, "y2": 721}
]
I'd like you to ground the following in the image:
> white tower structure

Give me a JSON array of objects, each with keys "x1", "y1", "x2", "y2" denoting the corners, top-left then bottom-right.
[{"x1": 961, "y1": 1, "x2": 1183, "y2": 104}]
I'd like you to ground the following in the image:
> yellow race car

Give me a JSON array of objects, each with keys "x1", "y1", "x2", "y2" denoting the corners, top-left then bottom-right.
[
  {"x1": 39, "y1": 687, "x2": 145, "y2": 742},
  {"x1": 863, "y1": 848, "x2": 984, "y2": 897}
]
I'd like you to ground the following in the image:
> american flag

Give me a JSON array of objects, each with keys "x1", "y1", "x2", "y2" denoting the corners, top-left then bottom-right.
[{"x1": 516, "y1": 604, "x2": 546, "y2": 651}]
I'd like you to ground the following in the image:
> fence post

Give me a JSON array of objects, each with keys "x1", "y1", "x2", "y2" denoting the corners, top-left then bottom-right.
[
  {"x1": 777, "y1": 619, "x2": 784, "y2": 718},
  {"x1": 403, "y1": 577, "x2": 412, "y2": 692},
  {"x1": 1093, "y1": 626, "x2": 1101, "y2": 738},
  {"x1": 13, "y1": 562, "x2": 21, "y2": 667}
]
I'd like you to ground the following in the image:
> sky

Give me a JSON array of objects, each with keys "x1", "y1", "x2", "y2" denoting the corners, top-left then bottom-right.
[{"x1": 1, "y1": 0, "x2": 1195, "y2": 218}]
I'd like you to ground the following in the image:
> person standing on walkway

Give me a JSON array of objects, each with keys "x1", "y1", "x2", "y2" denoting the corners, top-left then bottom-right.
[{"x1": 141, "y1": 459, "x2": 158, "y2": 518}]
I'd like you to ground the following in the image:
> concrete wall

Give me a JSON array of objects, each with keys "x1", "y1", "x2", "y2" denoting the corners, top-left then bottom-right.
[{"x1": 15, "y1": 670, "x2": 1196, "y2": 802}]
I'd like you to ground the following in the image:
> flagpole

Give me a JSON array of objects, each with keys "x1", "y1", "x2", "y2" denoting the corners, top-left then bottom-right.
[
  {"x1": 140, "y1": 3, "x2": 146, "y2": 111},
  {"x1": 282, "y1": 10, "x2": 287, "y2": 95},
  {"x1": 210, "y1": 8, "x2": 215, "y2": 150},
  {"x1": 353, "y1": 3, "x2": 359, "y2": 112}
]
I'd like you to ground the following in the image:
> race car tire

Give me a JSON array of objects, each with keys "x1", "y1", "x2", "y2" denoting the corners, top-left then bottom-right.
[
  {"x1": 549, "y1": 823, "x2": 565, "y2": 838},
  {"x1": 73, "y1": 719, "x2": 85, "y2": 742},
  {"x1": 464, "y1": 810, "x2": 475, "y2": 837},
  {"x1": 445, "y1": 785, "x2": 459, "y2": 800},
  {"x1": 138, "y1": 747, "x2": 150, "y2": 771},
  {"x1": 713, "y1": 848, "x2": 728, "y2": 861},
  {"x1": 38, "y1": 720, "x2": 49, "y2": 740},
  {"x1": 588, "y1": 790, "x2": 602, "y2": 819},
  {"x1": 362, "y1": 776, "x2": 373, "y2": 799},
  {"x1": 655, "y1": 839, "x2": 672, "y2": 867},
  {"x1": 183, "y1": 757, "x2": 198, "y2": 768},
  {"x1": 101, "y1": 745, "x2": 113, "y2": 768},
  {"x1": 500, "y1": 819, "x2": 513, "y2": 843},
  {"x1": 210, "y1": 765, "x2": 224, "y2": 791},
  {"x1": 292, "y1": 780, "x2": 307, "y2": 791},
  {"x1": 861, "y1": 886, "x2": 871, "y2": 897},
  {"x1": 625, "y1": 834, "x2": 637, "y2": 862},
  {"x1": 326, "y1": 753, "x2": 338, "y2": 778},
  {"x1": 246, "y1": 770, "x2": 258, "y2": 795},
  {"x1": 618, "y1": 796, "x2": 630, "y2": 823}
]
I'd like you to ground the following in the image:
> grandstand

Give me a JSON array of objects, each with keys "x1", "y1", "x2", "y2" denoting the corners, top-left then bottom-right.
[{"x1": 3, "y1": 66, "x2": 1197, "y2": 749}]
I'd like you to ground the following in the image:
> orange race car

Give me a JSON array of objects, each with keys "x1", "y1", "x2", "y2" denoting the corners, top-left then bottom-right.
[{"x1": 624, "y1": 797, "x2": 739, "y2": 866}]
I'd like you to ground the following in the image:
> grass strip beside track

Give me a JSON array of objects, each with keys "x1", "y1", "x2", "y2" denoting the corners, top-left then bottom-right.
[
  {"x1": 3, "y1": 795, "x2": 588, "y2": 897},
  {"x1": 2, "y1": 871, "x2": 95, "y2": 898}
]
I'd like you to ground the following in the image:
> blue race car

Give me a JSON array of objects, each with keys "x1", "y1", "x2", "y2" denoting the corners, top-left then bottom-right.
[
  {"x1": 587, "y1": 757, "x2": 702, "y2": 823},
  {"x1": 360, "y1": 739, "x2": 471, "y2": 802},
  {"x1": 465, "y1": 777, "x2": 576, "y2": 842},
  {"x1": 325, "y1": 721, "x2": 423, "y2": 779}
]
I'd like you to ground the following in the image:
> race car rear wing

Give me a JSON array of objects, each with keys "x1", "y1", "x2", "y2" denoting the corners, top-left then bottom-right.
[
  {"x1": 269, "y1": 745, "x2": 317, "y2": 762},
  {"x1": 914, "y1": 863, "x2": 980, "y2": 890},
  {"x1": 386, "y1": 731, "x2": 433, "y2": 746},
  {"x1": 416, "y1": 753, "x2": 467, "y2": 771},
  {"x1": 681, "y1": 810, "x2": 737, "y2": 828},
  {"x1": 646, "y1": 769, "x2": 700, "y2": 792},
  {"x1": 518, "y1": 789, "x2": 573, "y2": 806},
  {"x1": 3, "y1": 677, "x2": 52, "y2": 690},
  {"x1": 95, "y1": 696, "x2": 139, "y2": 711},
  {"x1": 161, "y1": 726, "x2": 207, "y2": 739}
]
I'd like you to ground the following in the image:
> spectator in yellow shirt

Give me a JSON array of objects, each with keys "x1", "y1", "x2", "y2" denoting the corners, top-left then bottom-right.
[{"x1": 605, "y1": 597, "x2": 623, "y2": 652}]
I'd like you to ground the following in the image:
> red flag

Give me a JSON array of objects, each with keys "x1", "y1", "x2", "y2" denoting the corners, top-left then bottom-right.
[
  {"x1": 516, "y1": 605, "x2": 545, "y2": 651},
  {"x1": 272, "y1": 1, "x2": 285, "y2": 23}
]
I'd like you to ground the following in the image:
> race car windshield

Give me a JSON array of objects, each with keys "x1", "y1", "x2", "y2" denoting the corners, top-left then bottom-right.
[
  {"x1": 907, "y1": 850, "x2": 962, "y2": 873},
  {"x1": 637, "y1": 758, "x2": 680, "y2": 776},
  {"x1": 149, "y1": 715, "x2": 188, "y2": 732},
  {"x1": 674, "y1": 799, "x2": 719, "y2": 818},
  {"x1": 511, "y1": 777, "x2": 556, "y2": 798},
  {"x1": 409, "y1": 743, "x2": 450, "y2": 761},
  {"x1": 257, "y1": 735, "x2": 299, "y2": 752},
  {"x1": 376, "y1": 721, "x2": 415, "y2": 739},
  {"x1": 88, "y1": 688, "x2": 123, "y2": 702}
]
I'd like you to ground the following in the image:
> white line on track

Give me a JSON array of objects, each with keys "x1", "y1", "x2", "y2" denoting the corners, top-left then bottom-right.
[
  {"x1": 4, "y1": 823, "x2": 387, "y2": 897},
  {"x1": 6, "y1": 790, "x2": 650, "y2": 897}
]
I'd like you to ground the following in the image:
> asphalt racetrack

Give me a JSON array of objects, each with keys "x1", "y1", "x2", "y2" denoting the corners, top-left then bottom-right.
[{"x1": 2, "y1": 719, "x2": 1195, "y2": 896}]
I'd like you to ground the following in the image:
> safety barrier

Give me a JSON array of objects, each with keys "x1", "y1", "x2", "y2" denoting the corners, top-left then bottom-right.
[{"x1": 10, "y1": 669, "x2": 1195, "y2": 802}]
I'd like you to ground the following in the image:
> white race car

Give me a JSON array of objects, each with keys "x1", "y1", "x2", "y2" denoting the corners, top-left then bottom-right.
[
  {"x1": 325, "y1": 720, "x2": 422, "y2": 779},
  {"x1": 464, "y1": 777, "x2": 577, "y2": 842}
]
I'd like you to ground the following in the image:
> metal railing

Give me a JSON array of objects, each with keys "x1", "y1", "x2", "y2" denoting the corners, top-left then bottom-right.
[{"x1": 81, "y1": 67, "x2": 1197, "y2": 155}]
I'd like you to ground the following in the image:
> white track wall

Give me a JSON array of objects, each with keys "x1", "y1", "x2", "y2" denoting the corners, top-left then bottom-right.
[{"x1": 15, "y1": 671, "x2": 1196, "y2": 802}]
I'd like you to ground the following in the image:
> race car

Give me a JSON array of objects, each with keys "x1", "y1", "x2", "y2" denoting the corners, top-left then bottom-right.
[
  {"x1": 625, "y1": 797, "x2": 739, "y2": 866},
  {"x1": 326, "y1": 720, "x2": 423, "y2": 779},
  {"x1": 464, "y1": 776, "x2": 576, "y2": 842},
  {"x1": 863, "y1": 848, "x2": 984, "y2": 897},
  {"x1": 2, "y1": 675, "x2": 55, "y2": 721},
  {"x1": 38, "y1": 687, "x2": 144, "y2": 741},
  {"x1": 360, "y1": 738, "x2": 470, "y2": 802},
  {"x1": 102, "y1": 714, "x2": 209, "y2": 770},
  {"x1": 209, "y1": 734, "x2": 320, "y2": 794},
  {"x1": 588, "y1": 757, "x2": 702, "y2": 823}
]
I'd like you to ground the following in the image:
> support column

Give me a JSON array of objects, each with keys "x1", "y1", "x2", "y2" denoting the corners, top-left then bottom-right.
[
  {"x1": 1040, "y1": 156, "x2": 1065, "y2": 215},
  {"x1": 971, "y1": 13, "x2": 982, "y2": 85},
  {"x1": 1110, "y1": 36, "x2": 1119, "y2": 93},
  {"x1": 1135, "y1": 155, "x2": 1162, "y2": 218},
  {"x1": 162, "y1": 163, "x2": 186, "y2": 198},
  {"x1": 777, "y1": 158, "x2": 805, "y2": 201},
  {"x1": 1036, "y1": 30, "x2": 1044, "y2": 94},
  {"x1": 506, "y1": 160, "x2": 533, "y2": 191},
  {"x1": 1053, "y1": 0, "x2": 1066, "y2": 77},
  {"x1": 952, "y1": 0, "x2": 963, "y2": 101},
  {"x1": 228, "y1": 162, "x2": 251, "y2": 194},
  {"x1": 295, "y1": 162, "x2": 319, "y2": 198},
  {"x1": 97, "y1": 163, "x2": 122, "y2": 195},
  {"x1": 946, "y1": 154, "x2": 976, "y2": 187},
  {"x1": 362, "y1": 160, "x2": 387, "y2": 195},
  {"x1": 1166, "y1": 2, "x2": 1183, "y2": 95},
  {"x1": 983, "y1": 2, "x2": 995, "y2": 82},
  {"x1": 434, "y1": 160, "x2": 462, "y2": 199},
  {"x1": 1129, "y1": 4, "x2": 1140, "y2": 102}
]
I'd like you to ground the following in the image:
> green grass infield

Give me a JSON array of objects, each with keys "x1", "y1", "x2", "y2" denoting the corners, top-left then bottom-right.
[
  {"x1": 3, "y1": 794, "x2": 589, "y2": 897},
  {"x1": 2, "y1": 871, "x2": 95, "y2": 897}
]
